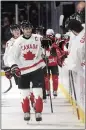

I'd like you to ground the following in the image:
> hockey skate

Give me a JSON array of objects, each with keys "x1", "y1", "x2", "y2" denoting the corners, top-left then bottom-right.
[
  {"x1": 35, "y1": 112, "x2": 42, "y2": 121},
  {"x1": 24, "y1": 112, "x2": 30, "y2": 121},
  {"x1": 53, "y1": 91, "x2": 57, "y2": 97},
  {"x1": 46, "y1": 91, "x2": 50, "y2": 96}
]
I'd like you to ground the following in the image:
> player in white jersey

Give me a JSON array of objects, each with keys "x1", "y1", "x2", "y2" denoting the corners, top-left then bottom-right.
[
  {"x1": 65, "y1": 31, "x2": 75, "y2": 52},
  {"x1": 6, "y1": 21, "x2": 46, "y2": 121},
  {"x1": 63, "y1": 19, "x2": 85, "y2": 72},
  {"x1": 3, "y1": 24, "x2": 21, "y2": 83}
]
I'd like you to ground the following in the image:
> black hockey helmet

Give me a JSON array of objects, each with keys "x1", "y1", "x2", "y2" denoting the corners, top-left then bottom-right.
[
  {"x1": 65, "y1": 10, "x2": 85, "y2": 31},
  {"x1": 21, "y1": 21, "x2": 33, "y2": 29},
  {"x1": 10, "y1": 24, "x2": 20, "y2": 30},
  {"x1": 20, "y1": 20, "x2": 27, "y2": 27},
  {"x1": 36, "y1": 25, "x2": 44, "y2": 31},
  {"x1": 35, "y1": 25, "x2": 45, "y2": 35},
  {"x1": 67, "y1": 19, "x2": 83, "y2": 33}
]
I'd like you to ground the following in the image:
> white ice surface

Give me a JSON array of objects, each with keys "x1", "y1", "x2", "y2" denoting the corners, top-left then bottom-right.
[{"x1": 1, "y1": 76, "x2": 85, "y2": 129}]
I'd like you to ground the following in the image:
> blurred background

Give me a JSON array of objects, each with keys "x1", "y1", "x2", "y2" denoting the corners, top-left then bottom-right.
[{"x1": 1, "y1": 1, "x2": 78, "y2": 67}]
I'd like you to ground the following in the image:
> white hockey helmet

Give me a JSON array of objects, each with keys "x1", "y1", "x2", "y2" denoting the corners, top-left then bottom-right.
[
  {"x1": 55, "y1": 33, "x2": 61, "y2": 43},
  {"x1": 55, "y1": 33, "x2": 61, "y2": 39},
  {"x1": 46, "y1": 29, "x2": 54, "y2": 36}
]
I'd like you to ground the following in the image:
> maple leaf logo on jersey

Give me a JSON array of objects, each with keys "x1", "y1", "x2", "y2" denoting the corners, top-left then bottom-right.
[{"x1": 23, "y1": 51, "x2": 35, "y2": 60}]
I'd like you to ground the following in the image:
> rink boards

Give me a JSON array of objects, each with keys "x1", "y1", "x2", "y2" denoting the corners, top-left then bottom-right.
[
  {"x1": 0, "y1": 71, "x2": 5, "y2": 76},
  {"x1": 59, "y1": 67, "x2": 85, "y2": 123}
]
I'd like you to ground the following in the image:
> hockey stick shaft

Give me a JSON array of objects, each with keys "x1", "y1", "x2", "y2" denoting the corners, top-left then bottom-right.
[
  {"x1": 46, "y1": 67, "x2": 53, "y2": 113},
  {"x1": 69, "y1": 70, "x2": 73, "y2": 105},
  {"x1": 44, "y1": 49, "x2": 53, "y2": 113},
  {"x1": 70, "y1": 71, "x2": 80, "y2": 120}
]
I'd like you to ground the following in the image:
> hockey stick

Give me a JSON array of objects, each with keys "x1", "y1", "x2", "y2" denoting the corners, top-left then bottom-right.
[
  {"x1": 69, "y1": 70, "x2": 73, "y2": 105},
  {"x1": 2, "y1": 66, "x2": 13, "y2": 93},
  {"x1": 44, "y1": 49, "x2": 53, "y2": 113},
  {"x1": 70, "y1": 70, "x2": 80, "y2": 120},
  {"x1": 3, "y1": 79, "x2": 12, "y2": 93}
]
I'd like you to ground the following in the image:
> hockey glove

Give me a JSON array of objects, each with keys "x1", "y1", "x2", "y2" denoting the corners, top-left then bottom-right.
[
  {"x1": 58, "y1": 52, "x2": 68, "y2": 67},
  {"x1": 11, "y1": 64, "x2": 21, "y2": 77},
  {"x1": 3, "y1": 66, "x2": 12, "y2": 79},
  {"x1": 42, "y1": 54, "x2": 49, "y2": 64},
  {"x1": 41, "y1": 38, "x2": 52, "y2": 49}
]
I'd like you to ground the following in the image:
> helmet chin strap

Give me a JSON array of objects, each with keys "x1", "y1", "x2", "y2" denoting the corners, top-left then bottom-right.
[
  {"x1": 72, "y1": 30, "x2": 78, "y2": 36},
  {"x1": 23, "y1": 34, "x2": 32, "y2": 39}
]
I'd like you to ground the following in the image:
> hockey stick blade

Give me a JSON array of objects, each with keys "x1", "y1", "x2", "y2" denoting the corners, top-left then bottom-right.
[{"x1": 3, "y1": 79, "x2": 12, "y2": 93}]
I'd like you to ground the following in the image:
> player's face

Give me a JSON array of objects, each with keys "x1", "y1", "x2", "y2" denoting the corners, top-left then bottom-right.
[
  {"x1": 46, "y1": 35, "x2": 54, "y2": 41},
  {"x1": 76, "y1": 2, "x2": 85, "y2": 13},
  {"x1": 12, "y1": 28, "x2": 20, "y2": 38},
  {"x1": 23, "y1": 27, "x2": 32, "y2": 37}
]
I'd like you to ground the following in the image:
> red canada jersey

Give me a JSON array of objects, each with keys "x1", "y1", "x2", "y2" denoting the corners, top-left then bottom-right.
[{"x1": 46, "y1": 48, "x2": 58, "y2": 66}]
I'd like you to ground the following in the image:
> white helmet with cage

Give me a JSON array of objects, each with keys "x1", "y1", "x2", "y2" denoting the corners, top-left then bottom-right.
[{"x1": 46, "y1": 29, "x2": 54, "y2": 36}]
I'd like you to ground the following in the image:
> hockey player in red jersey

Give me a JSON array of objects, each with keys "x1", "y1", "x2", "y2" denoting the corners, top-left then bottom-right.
[
  {"x1": 5, "y1": 22, "x2": 46, "y2": 121},
  {"x1": 43, "y1": 29, "x2": 59, "y2": 97},
  {"x1": 41, "y1": 30, "x2": 70, "y2": 97},
  {"x1": 53, "y1": 33, "x2": 70, "y2": 67}
]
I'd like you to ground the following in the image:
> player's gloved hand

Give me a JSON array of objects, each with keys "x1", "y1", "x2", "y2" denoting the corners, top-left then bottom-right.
[
  {"x1": 41, "y1": 38, "x2": 52, "y2": 49},
  {"x1": 42, "y1": 55, "x2": 49, "y2": 64},
  {"x1": 3, "y1": 66, "x2": 12, "y2": 79},
  {"x1": 11, "y1": 64, "x2": 21, "y2": 77},
  {"x1": 57, "y1": 52, "x2": 68, "y2": 67}
]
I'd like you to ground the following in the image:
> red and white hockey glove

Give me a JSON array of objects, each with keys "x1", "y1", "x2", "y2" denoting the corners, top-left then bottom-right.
[
  {"x1": 11, "y1": 64, "x2": 21, "y2": 77},
  {"x1": 3, "y1": 67, "x2": 12, "y2": 79},
  {"x1": 56, "y1": 49, "x2": 68, "y2": 67}
]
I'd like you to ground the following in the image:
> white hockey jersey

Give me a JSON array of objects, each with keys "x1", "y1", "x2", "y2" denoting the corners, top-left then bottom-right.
[
  {"x1": 68, "y1": 24, "x2": 85, "y2": 53},
  {"x1": 7, "y1": 34, "x2": 46, "y2": 75},
  {"x1": 3, "y1": 37, "x2": 18, "y2": 66},
  {"x1": 65, "y1": 31, "x2": 76, "y2": 52},
  {"x1": 35, "y1": 33, "x2": 43, "y2": 39},
  {"x1": 64, "y1": 28, "x2": 85, "y2": 72}
]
